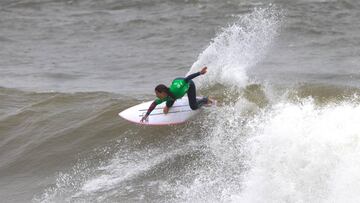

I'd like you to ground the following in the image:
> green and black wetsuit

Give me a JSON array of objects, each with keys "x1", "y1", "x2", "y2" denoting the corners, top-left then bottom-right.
[{"x1": 145, "y1": 72, "x2": 208, "y2": 116}]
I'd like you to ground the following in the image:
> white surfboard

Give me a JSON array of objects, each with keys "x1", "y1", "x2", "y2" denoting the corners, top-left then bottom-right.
[{"x1": 119, "y1": 97, "x2": 212, "y2": 126}]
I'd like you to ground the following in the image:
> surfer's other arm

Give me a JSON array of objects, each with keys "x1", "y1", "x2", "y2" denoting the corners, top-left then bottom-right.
[{"x1": 184, "y1": 67, "x2": 207, "y2": 82}]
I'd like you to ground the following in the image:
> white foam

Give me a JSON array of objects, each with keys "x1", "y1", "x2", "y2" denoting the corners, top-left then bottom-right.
[
  {"x1": 164, "y1": 92, "x2": 360, "y2": 203},
  {"x1": 233, "y1": 99, "x2": 360, "y2": 202}
]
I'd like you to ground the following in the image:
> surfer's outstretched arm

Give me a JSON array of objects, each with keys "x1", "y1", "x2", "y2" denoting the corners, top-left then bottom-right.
[
  {"x1": 141, "y1": 101, "x2": 157, "y2": 122},
  {"x1": 184, "y1": 67, "x2": 207, "y2": 82},
  {"x1": 185, "y1": 72, "x2": 201, "y2": 83}
]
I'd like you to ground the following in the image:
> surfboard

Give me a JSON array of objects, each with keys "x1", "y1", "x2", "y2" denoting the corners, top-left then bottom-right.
[{"x1": 119, "y1": 97, "x2": 213, "y2": 126}]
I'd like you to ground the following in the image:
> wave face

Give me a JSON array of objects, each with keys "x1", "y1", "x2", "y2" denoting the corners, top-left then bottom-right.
[{"x1": 1, "y1": 0, "x2": 360, "y2": 202}]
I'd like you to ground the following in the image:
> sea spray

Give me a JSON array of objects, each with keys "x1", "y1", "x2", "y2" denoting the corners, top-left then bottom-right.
[{"x1": 188, "y1": 6, "x2": 283, "y2": 89}]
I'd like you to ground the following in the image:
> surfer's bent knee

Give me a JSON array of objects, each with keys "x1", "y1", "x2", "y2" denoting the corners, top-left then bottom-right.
[{"x1": 189, "y1": 102, "x2": 198, "y2": 110}]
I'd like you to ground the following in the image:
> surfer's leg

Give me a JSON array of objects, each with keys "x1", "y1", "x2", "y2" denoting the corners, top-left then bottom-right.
[{"x1": 187, "y1": 80, "x2": 199, "y2": 110}]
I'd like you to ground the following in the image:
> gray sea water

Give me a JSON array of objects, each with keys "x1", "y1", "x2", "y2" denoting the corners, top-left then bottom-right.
[{"x1": 1, "y1": 0, "x2": 360, "y2": 202}]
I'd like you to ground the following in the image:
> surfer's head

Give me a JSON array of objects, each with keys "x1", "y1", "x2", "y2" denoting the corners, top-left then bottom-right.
[
  {"x1": 155, "y1": 84, "x2": 176, "y2": 100},
  {"x1": 155, "y1": 84, "x2": 169, "y2": 99}
]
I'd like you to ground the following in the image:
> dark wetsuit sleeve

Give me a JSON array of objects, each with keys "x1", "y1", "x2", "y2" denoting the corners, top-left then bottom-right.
[
  {"x1": 146, "y1": 101, "x2": 157, "y2": 116},
  {"x1": 184, "y1": 72, "x2": 201, "y2": 83},
  {"x1": 166, "y1": 99, "x2": 175, "y2": 108}
]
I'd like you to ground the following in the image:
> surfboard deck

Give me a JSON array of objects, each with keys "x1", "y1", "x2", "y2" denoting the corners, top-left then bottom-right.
[{"x1": 119, "y1": 97, "x2": 214, "y2": 126}]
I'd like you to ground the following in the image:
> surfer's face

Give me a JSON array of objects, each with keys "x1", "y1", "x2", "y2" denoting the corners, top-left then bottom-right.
[{"x1": 155, "y1": 90, "x2": 167, "y2": 99}]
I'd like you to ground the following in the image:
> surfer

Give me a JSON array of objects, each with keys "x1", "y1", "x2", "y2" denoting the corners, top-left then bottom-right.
[{"x1": 141, "y1": 67, "x2": 210, "y2": 122}]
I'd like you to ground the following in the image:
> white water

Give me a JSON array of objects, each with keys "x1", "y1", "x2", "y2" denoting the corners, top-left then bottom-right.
[
  {"x1": 233, "y1": 99, "x2": 360, "y2": 203},
  {"x1": 178, "y1": 96, "x2": 360, "y2": 203}
]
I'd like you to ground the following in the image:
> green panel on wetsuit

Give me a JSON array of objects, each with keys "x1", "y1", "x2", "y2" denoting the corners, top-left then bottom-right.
[{"x1": 169, "y1": 79, "x2": 189, "y2": 99}]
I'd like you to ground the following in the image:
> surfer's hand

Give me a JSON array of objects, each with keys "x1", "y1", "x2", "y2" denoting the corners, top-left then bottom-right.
[
  {"x1": 140, "y1": 115, "x2": 148, "y2": 122},
  {"x1": 200, "y1": 67, "x2": 207, "y2": 75},
  {"x1": 163, "y1": 106, "x2": 169, "y2": 114}
]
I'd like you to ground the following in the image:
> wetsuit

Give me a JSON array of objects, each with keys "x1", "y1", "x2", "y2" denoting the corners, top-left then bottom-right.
[{"x1": 145, "y1": 72, "x2": 208, "y2": 116}]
